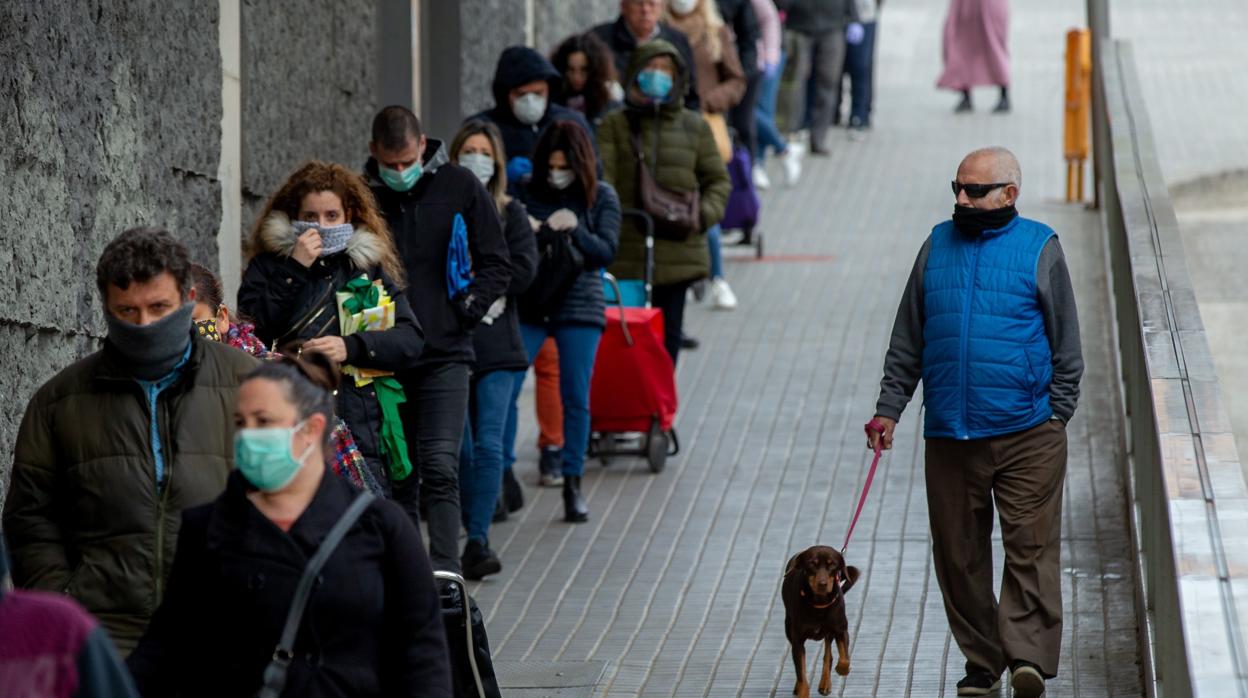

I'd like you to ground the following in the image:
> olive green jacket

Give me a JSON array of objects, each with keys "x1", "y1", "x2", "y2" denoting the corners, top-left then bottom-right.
[
  {"x1": 4, "y1": 335, "x2": 255, "y2": 653},
  {"x1": 599, "y1": 40, "x2": 731, "y2": 286}
]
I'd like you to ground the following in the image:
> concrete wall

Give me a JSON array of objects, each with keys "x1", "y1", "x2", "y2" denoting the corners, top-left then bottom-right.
[
  {"x1": 0, "y1": 2, "x2": 223, "y2": 502},
  {"x1": 455, "y1": 0, "x2": 620, "y2": 119},
  {"x1": 239, "y1": 0, "x2": 378, "y2": 239}
]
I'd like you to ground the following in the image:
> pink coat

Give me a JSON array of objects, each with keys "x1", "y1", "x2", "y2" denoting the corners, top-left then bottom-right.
[{"x1": 937, "y1": 0, "x2": 1010, "y2": 90}]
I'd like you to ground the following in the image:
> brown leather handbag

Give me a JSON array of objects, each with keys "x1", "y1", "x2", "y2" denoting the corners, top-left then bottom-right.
[{"x1": 627, "y1": 112, "x2": 700, "y2": 241}]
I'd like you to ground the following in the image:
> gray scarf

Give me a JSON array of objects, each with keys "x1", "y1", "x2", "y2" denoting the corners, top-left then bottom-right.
[{"x1": 104, "y1": 302, "x2": 195, "y2": 380}]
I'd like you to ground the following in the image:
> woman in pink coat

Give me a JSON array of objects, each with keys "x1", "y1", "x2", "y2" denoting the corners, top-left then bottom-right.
[{"x1": 937, "y1": 0, "x2": 1010, "y2": 113}]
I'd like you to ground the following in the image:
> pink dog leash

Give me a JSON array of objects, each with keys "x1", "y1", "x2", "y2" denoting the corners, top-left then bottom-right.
[{"x1": 841, "y1": 419, "x2": 886, "y2": 553}]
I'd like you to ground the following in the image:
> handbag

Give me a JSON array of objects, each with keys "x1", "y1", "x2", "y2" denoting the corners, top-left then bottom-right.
[
  {"x1": 518, "y1": 221, "x2": 585, "y2": 323},
  {"x1": 701, "y1": 112, "x2": 733, "y2": 163},
  {"x1": 255, "y1": 491, "x2": 375, "y2": 698},
  {"x1": 627, "y1": 111, "x2": 701, "y2": 241}
]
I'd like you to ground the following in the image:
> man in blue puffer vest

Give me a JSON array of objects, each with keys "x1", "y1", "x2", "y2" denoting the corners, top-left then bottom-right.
[{"x1": 867, "y1": 147, "x2": 1083, "y2": 698}]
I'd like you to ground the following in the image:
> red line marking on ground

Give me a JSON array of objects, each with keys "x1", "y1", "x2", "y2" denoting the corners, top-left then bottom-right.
[{"x1": 730, "y1": 254, "x2": 837, "y2": 264}]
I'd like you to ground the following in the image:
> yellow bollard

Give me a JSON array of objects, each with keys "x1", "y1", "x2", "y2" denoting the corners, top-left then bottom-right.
[{"x1": 1064, "y1": 29, "x2": 1092, "y2": 203}]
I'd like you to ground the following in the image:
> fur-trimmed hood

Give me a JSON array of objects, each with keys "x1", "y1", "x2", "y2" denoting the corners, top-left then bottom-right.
[{"x1": 258, "y1": 211, "x2": 388, "y2": 270}]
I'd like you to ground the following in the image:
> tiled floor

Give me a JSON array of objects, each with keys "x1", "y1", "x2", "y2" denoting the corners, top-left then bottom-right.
[{"x1": 470, "y1": 0, "x2": 1142, "y2": 694}]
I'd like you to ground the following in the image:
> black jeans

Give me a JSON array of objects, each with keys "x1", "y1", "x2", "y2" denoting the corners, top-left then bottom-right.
[
  {"x1": 652, "y1": 280, "x2": 693, "y2": 366},
  {"x1": 393, "y1": 361, "x2": 471, "y2": 573}
]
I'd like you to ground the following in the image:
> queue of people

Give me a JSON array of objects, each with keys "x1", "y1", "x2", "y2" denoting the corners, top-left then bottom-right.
[{"x1": 1, "y1": 2, "x2": 879, "y2": 694}]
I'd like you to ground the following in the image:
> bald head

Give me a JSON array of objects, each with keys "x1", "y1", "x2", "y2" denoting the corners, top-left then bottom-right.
[{"x1": 955, "y1": 147, "x2": 1021, "y2": 209}]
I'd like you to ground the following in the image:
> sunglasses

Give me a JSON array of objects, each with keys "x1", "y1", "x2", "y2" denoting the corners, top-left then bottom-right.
[{"x1": 951, "y1": 181, "x2": 1010, "y2": 198}]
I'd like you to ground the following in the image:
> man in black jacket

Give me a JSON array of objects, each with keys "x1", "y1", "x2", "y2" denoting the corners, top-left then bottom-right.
[
  {"x1": 365, "y1": 106, "x2": 511, "y2": 574},
  {"x1": 593, "y1": 0, "x2": 701, "y2": 110},
  {"x1": 467, "y1": 46, "x2": 597, "y2": 193}
]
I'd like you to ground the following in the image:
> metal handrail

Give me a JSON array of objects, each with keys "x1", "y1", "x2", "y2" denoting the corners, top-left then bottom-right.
[{"x1": 1097, "y1": 39, "x2": 1248, "y2": 698}]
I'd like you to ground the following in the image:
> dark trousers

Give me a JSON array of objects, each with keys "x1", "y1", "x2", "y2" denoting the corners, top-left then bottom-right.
[
  {"x1": 833, "y1": 21, "x2": 878, "y2": 126},
  {"x1": 788, "y1": 30, "x2": 848, "y2": 149},
  {"x1": 729, "y1": 71, "x2": 762, "y2": 159},
  {"x1": 394, "y1": 361, "x2": 471, "y2": 573},
  {"x1": 652, "y1": 280, "x2": 692, "y2": 366},
  {"x1": 925, "y1": 420, "x2": 1068, "y2": 678}
]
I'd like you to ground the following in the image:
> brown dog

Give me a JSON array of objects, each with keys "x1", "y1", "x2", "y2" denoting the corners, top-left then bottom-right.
[{"x1": 782, "y1": 546, "x2": 861, "y2": 697}]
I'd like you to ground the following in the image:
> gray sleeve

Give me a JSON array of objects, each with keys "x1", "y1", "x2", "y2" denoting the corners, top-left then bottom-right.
[
  {"x1": 1037, "y1": 237, "x2": 1084, "y2": 423},
  {"x1": 874, "y1": 239, "x2": 931, "y2": 421}
]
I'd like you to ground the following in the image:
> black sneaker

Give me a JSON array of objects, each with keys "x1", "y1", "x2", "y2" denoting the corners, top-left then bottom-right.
[
  {"x1": 1010, "y1": 662, "x2": 1045, "y2": 697},
  {"x1": 679, "y1": 333, "x2": 700, "y2": 350},
  {"x1": 956, "y1": 671, "x2": 1001, "y2": 696},
  {"x1": 538, "y1": 447, "x2": 563, "y2": 487},
  {"x1": 461, "y1": 539, "x2": 502, "y2": 580}
]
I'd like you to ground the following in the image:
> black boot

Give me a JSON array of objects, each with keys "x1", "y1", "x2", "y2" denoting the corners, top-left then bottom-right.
[
  {"x1": 492, "y1": 496, "x2": 509, "y2": 523},
  {"x1": 563, "y1": 476, "x2": 589, "y2": 523},
  {"x1": 502, "y1": 468, "x2": 524, "y2": 512},
  {"x1": 994, "y1": 86, "x2": 1011, "y2": 113},
  {"x1": 955, "y1": 89, "x2": 973, "y2": 113},
  {"x1": 461, "y1": 539, "x2": 502, "y2": 580}
]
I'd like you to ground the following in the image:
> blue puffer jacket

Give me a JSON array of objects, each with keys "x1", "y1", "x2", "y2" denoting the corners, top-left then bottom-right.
[
  {"x1": 519, "y1": 181, "x2": 621, "y2": 328},
  {"x1": 921, "y1": 215, "x2": 1056, "y2": 440}
]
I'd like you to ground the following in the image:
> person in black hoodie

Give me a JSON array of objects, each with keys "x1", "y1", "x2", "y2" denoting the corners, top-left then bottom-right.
[
  {"x1": 516, "y1": 121, "x2": 621, "y2": 523},
  {"x1": 448, "y1": 120, "x2": 538, "y2": 579},
  {"x1": 128, "y1": 355, "x2": 451, "y2": 697},
  {"x1": 237, "y1": 160, "x2": 423, "y2": 495},
  {"x1": 468, "y1": 46, "x2": 597, "y2": 193},
  {"x1": 365, "y1": 105, "x2": 512, "y2": 574},
  {"x1": 593, "y1": 0, "x2": 702, "y2": 110}
]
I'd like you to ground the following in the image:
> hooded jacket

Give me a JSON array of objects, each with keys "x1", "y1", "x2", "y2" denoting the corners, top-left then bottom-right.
[
  {"x1": 592, "y1": 17, "x2": 702, "y2": 110},
  {"x1": 127, "y1": 469, "x2": 451, "y2": 697},
  {"x1": 366, "y1": 139, "x2": 512, "y2": 367},
  {"x1": 598, "y1": 40, "x2": 731, "y2": 286},
  {"x1": 468, "y1": 46, "x2": 596, "y2": 171},
  {"x1": 471, "y1": 198, "x2": 538, "y2": 375},
  {"x1": 237, "y1": 214, "x2": 424, "y2": 483},
  {"x1": 4, "y1": 335, "x2": 256, "y2": 654}
]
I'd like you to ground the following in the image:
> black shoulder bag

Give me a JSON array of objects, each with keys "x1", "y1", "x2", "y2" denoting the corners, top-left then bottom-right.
[
  {"x1": 518, "y1": 221, "x2": 585, "y2": 323},
  {"x1": 255, "y1": 491, "x2": 375, "y2": 698}
]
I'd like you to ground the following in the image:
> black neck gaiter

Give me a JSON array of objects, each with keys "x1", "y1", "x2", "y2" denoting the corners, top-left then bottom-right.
[
  {"x1": 952, "y1": 204, "x2": 1018, "y2": 236},
  {"x1": 104, "y1": 302, "x2": 194, "y2": 380}
]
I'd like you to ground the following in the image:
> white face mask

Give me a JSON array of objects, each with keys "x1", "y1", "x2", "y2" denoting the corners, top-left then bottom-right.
[
  {"x1": 669, "y1": 0, "x2": 699, "y2": 15},
  {"x1": 512, "y1": 93, "x2": 547, "y2": 126},
  {"x1": 548, "y1": 169, "x2": 575, "y2": 190},
  {"x1": 458, "y1": 152, "x2": 495, "y2": 185}
]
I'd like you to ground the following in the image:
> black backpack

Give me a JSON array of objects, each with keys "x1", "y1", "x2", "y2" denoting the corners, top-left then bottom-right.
[{"x1": 518, "y1": 221, "x2": 585, "y2": 323}]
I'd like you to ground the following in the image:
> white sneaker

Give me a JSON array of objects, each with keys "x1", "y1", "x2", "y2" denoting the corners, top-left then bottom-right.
[
  {"x1": 781, "y1": 142, "x2": 804, "y2": 186},
  {"x1": 709, "y1": 278, "x2": 738, "y2": 310},
  {"x1": 752, "y1": 164, "x2": 771, "y2": 190}
]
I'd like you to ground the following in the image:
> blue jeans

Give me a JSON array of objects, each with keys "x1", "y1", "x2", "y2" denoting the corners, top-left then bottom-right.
[
  {"x1": 459, "y1": 369, "x2": 520, "y2": 544},
  {"x1": 504, "y1": 323, "x2": 602, "y2": 479},
  {"x1": 754, "y1": 52, "x2": 789, "y2": 162},
  {"x1": 708, "y1": 224, "x2": 725, "y2": 279}
]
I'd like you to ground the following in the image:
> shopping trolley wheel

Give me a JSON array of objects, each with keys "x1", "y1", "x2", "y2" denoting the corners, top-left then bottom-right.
[
  {"x1": 593, "y1": 433, "x2": 613, "y2": 466},
  {"x1": 646, "y1": 422, "x2": 668, "y2": 473},
  {"x1": 755, "y1": 230, "x2": 765, "y2": 259}
]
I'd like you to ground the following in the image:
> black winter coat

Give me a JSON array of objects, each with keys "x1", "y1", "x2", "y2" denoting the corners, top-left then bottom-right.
[
  {"x1": 775, "y1": 0, "x2": 859, "y2": 36},
  {"x1": 127, "y1": 469, "x2": 451, "y2": 697},
  {"x1": 592, "y1": 17, "x2": 702, "y2": 110},
  {"x1": 519, "y1": 181, "x2": 621, "y2": 328},
  {"x1": 366, "y1": 139, "x2": 512, "y2": 367},
  {"x1": 237, "y1": 215, "x2": 423, "y2": 484},
  {"x1": 472, "y1": 198, "x2": 538, "y2": 375}
]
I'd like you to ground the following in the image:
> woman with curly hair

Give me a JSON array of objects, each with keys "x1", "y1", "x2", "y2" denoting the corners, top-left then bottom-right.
[
  {"x1": 551, "y1": 31, "x2": 622, "y2": 133},
  {"x1": 238, "y1": 161, "x2": 424, "y2": 493}
]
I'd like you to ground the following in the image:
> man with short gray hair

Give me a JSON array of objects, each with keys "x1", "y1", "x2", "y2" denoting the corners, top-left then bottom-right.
[{"x1": 866, "y1": 147, "x2": 1083, "y2": 697}]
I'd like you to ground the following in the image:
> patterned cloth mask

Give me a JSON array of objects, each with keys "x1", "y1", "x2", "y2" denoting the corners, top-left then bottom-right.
[{"x1": 292, "y1": 220, "x2": 355, "y2": 256}]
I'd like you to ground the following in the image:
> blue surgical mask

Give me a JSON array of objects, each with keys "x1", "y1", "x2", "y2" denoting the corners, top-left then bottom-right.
[
  {"x1": 637, "y1": 70, "x2": 674, "y2": 101},
  {"x1": 234, "y1": 419, "x2": 314, "y2": 492},
  {"x1": 379, "y1": 162, "x2": 423, "y2": 192}
]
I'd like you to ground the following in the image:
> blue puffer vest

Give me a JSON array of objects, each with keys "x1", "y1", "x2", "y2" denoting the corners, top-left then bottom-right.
[{"x1": 921, "y1": 215, "x2": 1056, "y2": 440}]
